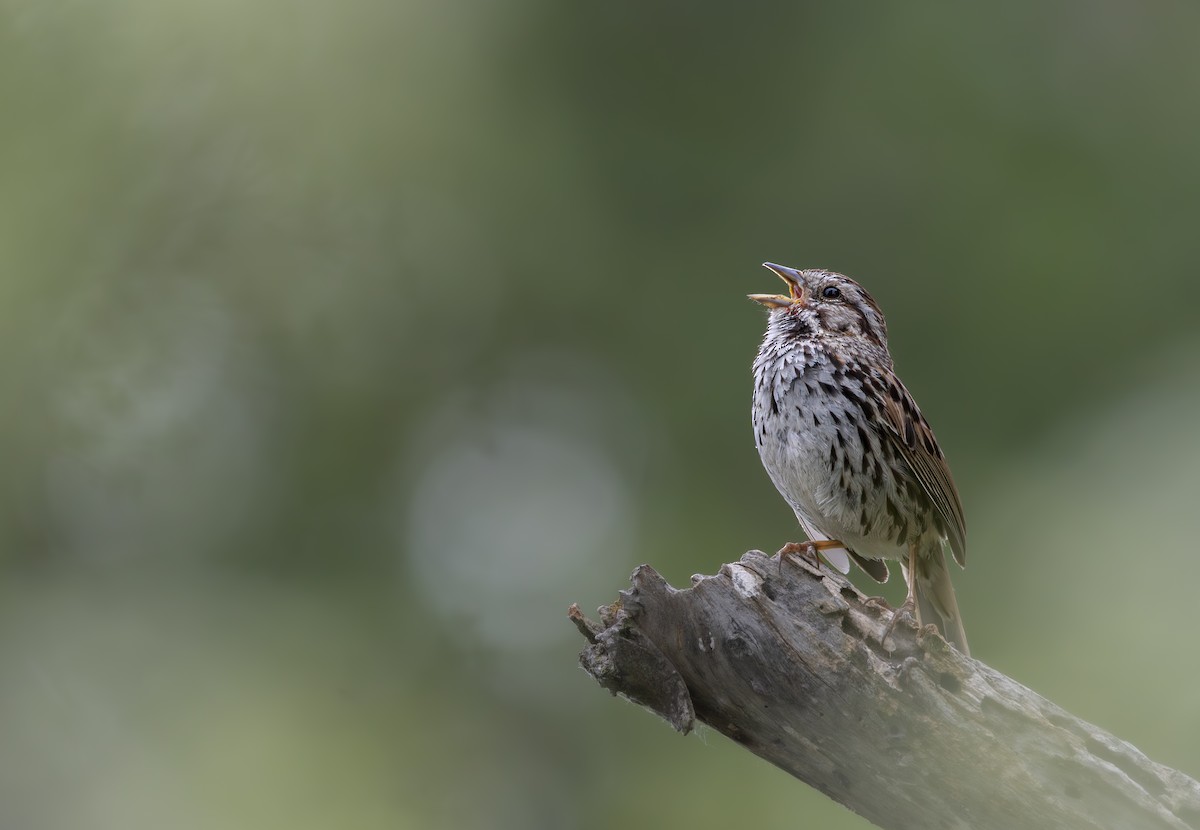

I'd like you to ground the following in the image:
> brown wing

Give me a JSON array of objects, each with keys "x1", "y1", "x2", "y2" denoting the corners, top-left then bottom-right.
[{"x1": 876, "y1": 371, "x2": 967, "y2": 567}]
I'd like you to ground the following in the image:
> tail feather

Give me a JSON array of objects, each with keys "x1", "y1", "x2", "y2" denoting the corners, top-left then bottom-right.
[{"x1": 912, "y1": 548, "x2": 969, "y2": 656}]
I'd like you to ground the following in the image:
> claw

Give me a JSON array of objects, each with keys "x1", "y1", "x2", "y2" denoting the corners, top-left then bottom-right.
[
  {"x1": 881, "y1": 596, "x2": 916, "y2": 649},
  {"x1": 776, "y1": 539, "x2": 848, "y2": 574},
  {"x1": 881, "y1": 541, "x2": 924, "y2": 650},
  {"x1": 777, "y1": 541, "x2": 822, "y2": 570}
]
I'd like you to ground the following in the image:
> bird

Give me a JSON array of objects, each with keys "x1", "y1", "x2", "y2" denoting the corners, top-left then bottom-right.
[{"x1": 749, "y1": 262, "x2": 969, "y2": 655}]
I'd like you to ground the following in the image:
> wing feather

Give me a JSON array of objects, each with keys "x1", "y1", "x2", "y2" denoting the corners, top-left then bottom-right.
[{"x1": 877, "y1": 372, "x2": 967, "y2": 567}]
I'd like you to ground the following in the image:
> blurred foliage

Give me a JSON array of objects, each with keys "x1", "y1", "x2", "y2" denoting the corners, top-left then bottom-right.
[{"x1": 2, "y1": 1, "x2": 1200, "y2": 828}]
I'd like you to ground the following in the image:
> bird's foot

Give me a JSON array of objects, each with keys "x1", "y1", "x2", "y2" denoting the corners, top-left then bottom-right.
[
  {"x1": 777, "y1": 541, "x2": 821, "y2": 571},
  {"x1": 881, "y1": 596, "x2": 917, "y2": 650},
  {"x1": 776, "y1": 539, "x2": 846, "y2": 573}
]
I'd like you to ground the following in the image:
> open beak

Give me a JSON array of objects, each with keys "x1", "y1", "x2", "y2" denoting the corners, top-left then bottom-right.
[{"x1": 748, "y1": 262, "x2": 806, "y2": 308}]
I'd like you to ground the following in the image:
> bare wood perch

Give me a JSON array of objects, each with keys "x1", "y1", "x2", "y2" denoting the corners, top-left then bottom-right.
[{"x1": 569, "y1": 550, "x2": 1200, "y2": 830}]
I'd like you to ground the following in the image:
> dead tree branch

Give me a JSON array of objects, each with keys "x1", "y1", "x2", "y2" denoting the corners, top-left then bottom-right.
[{"x1": 569, "y1": 550, "x2": 1200, "y2": 830}]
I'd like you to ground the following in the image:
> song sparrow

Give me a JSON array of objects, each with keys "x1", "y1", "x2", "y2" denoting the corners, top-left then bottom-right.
[{"x1": 749, "y1": 263, "x2": 969, "y2": 654}]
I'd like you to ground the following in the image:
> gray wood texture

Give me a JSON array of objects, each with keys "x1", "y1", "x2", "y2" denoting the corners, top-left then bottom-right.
[{"x1": 570, "y1": 550, "x2": 1200, "y2": 830}]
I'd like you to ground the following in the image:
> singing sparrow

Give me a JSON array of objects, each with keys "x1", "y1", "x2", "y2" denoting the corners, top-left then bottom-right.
[{"x1": 749, "y1": 263, "x2": 968, "y2": 654}]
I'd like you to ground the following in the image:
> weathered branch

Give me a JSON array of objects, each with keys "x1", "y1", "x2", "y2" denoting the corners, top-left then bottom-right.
[{"x1": 570, "y1": 550, "x2": 1200, "y2": 830}]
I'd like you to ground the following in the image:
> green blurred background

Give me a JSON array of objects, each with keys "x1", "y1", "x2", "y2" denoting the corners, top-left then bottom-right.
[{"x1": 3, "y1": 2, "x2": 1200, "y2": 828}]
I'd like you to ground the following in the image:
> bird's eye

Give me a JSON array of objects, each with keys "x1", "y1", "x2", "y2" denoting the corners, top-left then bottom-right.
[{"x1": 822, "y1": 286, "x2": 841, "y2": 299}]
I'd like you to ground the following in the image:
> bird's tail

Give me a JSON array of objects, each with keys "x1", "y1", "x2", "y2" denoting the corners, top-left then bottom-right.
[{"x1": 911, "y1": 547, "x2": 969, "y2": 656}]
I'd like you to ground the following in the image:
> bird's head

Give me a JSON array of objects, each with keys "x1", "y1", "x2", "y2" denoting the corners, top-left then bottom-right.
[{"x1": 749, "y1": 262, "x2": 889, "y2": 351}]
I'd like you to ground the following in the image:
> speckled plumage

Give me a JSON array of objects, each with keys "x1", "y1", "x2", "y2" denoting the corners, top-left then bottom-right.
[{"x1": 750, "y1": 263, "x2": 969, "y2": 654}]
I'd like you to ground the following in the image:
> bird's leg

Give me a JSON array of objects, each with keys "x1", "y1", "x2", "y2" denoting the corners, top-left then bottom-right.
[
  {"x1": 882, "y1": 542, "x2": 919, "y2": 647},
  {"x1": 777, "y1": 539, "x2": 845, "y2": 572}
]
